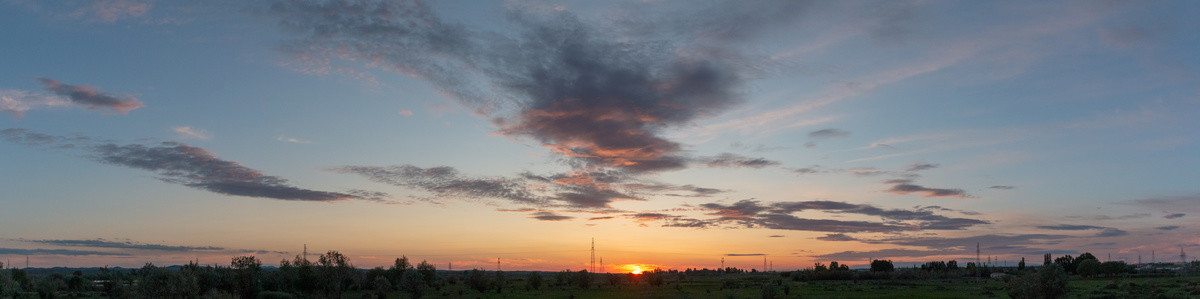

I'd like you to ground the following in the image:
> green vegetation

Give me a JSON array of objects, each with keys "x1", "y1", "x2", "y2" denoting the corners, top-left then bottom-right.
[{"x1": 0, "y1": 253, "x2": 1197, "y2": 298}]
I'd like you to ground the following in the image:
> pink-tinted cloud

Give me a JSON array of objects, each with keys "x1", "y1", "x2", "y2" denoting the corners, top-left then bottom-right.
[{"x1": 36, "y1": 78, "x2": 143, "y2": 114}]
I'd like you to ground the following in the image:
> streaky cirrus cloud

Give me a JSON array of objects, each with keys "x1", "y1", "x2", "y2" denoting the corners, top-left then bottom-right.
[
  {"x1": 0, "y1": 248, "x2": 127, "y2": 256},
  {"x1": 725, "y1": 253, "x2": 766, "y2": 256},
  {"x1": 173, "y1": 126, "x2": 211, "y2": 140},
  {"x1": 36, "y1": 78, "x2": 143, "y2": 114},
  {"x1": 27, "y1": 239, "x2": 222, "y2": 252},
  {"x1": 1036, "y1": 224, "x2": 1107, "y2": 231},
  {"x1": 1155, "y1": 226, "x2": 1180, "y2": 231},
  {"x1": 905, "y1": 162, "x2": 939, "y2": 172},
  {"x1": 1164, "y1": 213, "x2": 1186, "y2": 219},
  {"x1": 884, "y1": 179, "x2": 971, "y2": 198},
  {"x1": 529, "y1": 211, "x2": 573, "y2": 221},
  {"x1": 807, "y1": 128, "x2": 851, "y2": 139},
  {"x1": 332, "y1": 165, "x2": 724, "y2": 210},
  {"x1": 696, "y1": 153, "x2": 781, "y2": 169},
  {"x1": 263, "y1": 0, "x2": 805, "y2": 174},
  {"x1": 1, "y1": 128, "x2": 380, "y2": 202},
  {"x1": 690, "y1": 199, "x2": 988, "y2": 233},
  {"x1": 989, "y1": 185, "x2": 1016, "y2": 190}
]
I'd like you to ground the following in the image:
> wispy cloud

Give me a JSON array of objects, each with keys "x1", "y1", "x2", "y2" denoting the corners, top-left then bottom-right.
[
  {"x1": 883, "y1": 179, "x2": 971, "y2": 198},
  {"x1": 695, "y1": 153, "x2": 781, "y2": 169},
  {"x1": 276, "y1": 136, "x2": 311, "y2": 144},
  {"x1": 173, "y1": 126, "x2": 211, "y2": 140},
  {"x1": 397, "y1": 109, "x2": 413, "y2": 116},
  {"x1": 1, "y1": 128, "x2": 380, "y2": 202},
  {"x1": 27, "y1": 239, "x2": 222, "y2": 252},
  {"x1": 0, "y1": 248, "x2": 127, "y2": 256},
  {"x1": 687, "y1": 199, "x2": 988, "y2": 233},
  {"x1": 37, "y1": 78, "x2": 143, "y2": 114},
  {"x1": 808, "y1": 128, "x2": 851, "y2": 139},
  {"x1": 529, "y1": 211, "x2": 573, "y2": 221}
]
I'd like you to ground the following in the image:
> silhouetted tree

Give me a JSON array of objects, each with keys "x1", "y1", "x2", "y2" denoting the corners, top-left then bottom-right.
[
  {"x1": 231, "y1": 255, "x2": 263, "y2": 298},
  {"x1": 318, "y1": 250, "x2": 355, "y2": 297},
  {"x1": 416, "y1": 260, "x2": 438, "y2": 287},
  {"x1": 870, "y1": 259, "x2": 895, "y2": 272},
  {"x1": 1076, "y1": 259, "x2": 1101, "y2": 277},
  {"x1": 1018, "y1": 257, "x2": 1026, "y2": 271},
  {"x1": 1054, "y1": 255, "x2": 1075, "y2": 273},
  {"x1": 1043, "y1": 253, "x2": 1052, "y2": 266}
]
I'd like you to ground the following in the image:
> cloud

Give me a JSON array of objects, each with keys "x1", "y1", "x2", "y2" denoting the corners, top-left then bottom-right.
[
  {"x1": 1, "y1": 129, "x2": 374, "y2": 202},
  {"x1": 725, "y1": 253, "x2": 766, "y2": 256},
  {"x1": 0, "y1": 248, "x2": 127, "y2": 256},
  {"x1": 529, "y1": 211, "x2": 573, "y2": 221},
  {"x1": 768, "y1": 235, "x2": 785, "y2": 238},
  {"x1": 694, "y1": 199, "x2": 988, "y2": 233},
  {"x1": 1155, "y1": 226, "x2": 1180, "y2": 231},
  {"x1": 862, "y1": 234, "x2": 1072, "y2": 251},
  {"x1": 808, "y1": 128, "x2": 851, "y2": 139},
  {"x1": 884, "y1": 179, "x2": 971, "y2": 198},
  {"x1": 1164, "y1": 213, "x2": 1185, "y2": 219},
  {"x1": 1, "y1": 89, "x2": 70, "y2": 117},
  {"x1": 588, "y1": 216, "x2": 614, "y2": 221},
  {"x1": 173, "y1": 126, "x2": 211, "y2": 140},
  {"x1": 905, "y1": 162, "x2": 938, "y2": 172},
  {"x1": 989, "y1": 185, "x2": 1015, "y2": 190},
  {"x1": 696, "y1": 153, "x2": 781, "y2": 169},
  {"x1": 398, "y1": 110, "x2": 413, "y2": 116},
  {"x1": 1094, "y1": 228, "x2": 1128, "y2": 237},
  {"x1": 27, "y1": 239, "x2": 222, "y2": 252},
  {"x1": 276, "y1": 136, "x2": 311, "y2": 144},
  {"x1": 816, "y1": 233, "x2": 858, "y2": 241},
  {"x1": 1037, "y1": 224, "x2": 1106, "y2": 231},
  {"x1": 263, "y1": 0, "x2": 803, "y2": 174},
  {"x1": 36, "y1": 78, "x2": 143, "y2": 114}
]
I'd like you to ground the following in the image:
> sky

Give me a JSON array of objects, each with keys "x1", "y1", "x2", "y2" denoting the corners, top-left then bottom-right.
[{"x1": 1, "y1": 0, "x2": 1199, "y2": 272}]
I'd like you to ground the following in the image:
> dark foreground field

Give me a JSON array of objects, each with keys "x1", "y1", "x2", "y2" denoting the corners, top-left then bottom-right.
[{"x1": 336, "y1": 274, "x2": 1200, "y2": 298}]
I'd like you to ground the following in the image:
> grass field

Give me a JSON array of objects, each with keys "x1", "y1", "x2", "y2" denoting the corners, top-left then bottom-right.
[{"x1": 337, "y1": 274, "x2": 1200, "y2": 298}]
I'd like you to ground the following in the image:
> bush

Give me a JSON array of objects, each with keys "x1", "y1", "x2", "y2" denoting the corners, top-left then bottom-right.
[{"x1": 1006, "y1": 264, "x2": 1068, "y2": 299}]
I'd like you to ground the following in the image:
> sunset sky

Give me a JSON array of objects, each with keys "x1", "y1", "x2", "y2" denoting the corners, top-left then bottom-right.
[{"x1": 2, "y1": 0, "x2": 1199, "y2": 272}]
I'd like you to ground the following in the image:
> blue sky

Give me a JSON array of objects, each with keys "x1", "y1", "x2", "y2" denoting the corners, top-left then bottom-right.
[{"x1": 1, "y1": 0, "x2": 1198, "y2": 270}]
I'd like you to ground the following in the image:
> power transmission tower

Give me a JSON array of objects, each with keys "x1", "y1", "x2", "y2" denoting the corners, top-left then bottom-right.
[
  {"x1": 303, "y1": 244, "x2": 307, "y2": 261},
  {"x1": 497, "y1": 258, "x2": 501, "y2": 271},
  {"x1": 763, "y1": 256, "x2": 767, "y2": 272},
  {"x1": 1182, "y1": 247, "x2": 1187, "y2": 264},
  {"x1": 976, "y1": 243, "x2": 980, "y2": 266},
  {"x1": 600, "y1": 257, "x2": 604, "y2": 273},
  {"x1": 590, "y1": 238, "x2": 596, "y2": 273}
]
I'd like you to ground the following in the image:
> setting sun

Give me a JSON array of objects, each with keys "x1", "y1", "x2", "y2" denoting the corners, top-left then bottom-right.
[{"x1": 624, "y1": 264, "x2": 645, "y2": 275}]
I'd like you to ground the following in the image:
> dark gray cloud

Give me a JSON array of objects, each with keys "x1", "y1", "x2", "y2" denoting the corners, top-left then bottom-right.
[
  {"x1": 884, "y1": 179, "x2": 971, "y2": 198},
  {"x1": 808, "y1": 128, "x2": 850, "y2": 139},
  {"x1": 265, "y1": 0, "x2": 793, "y2": 174},
  {"x1": 529, "y1": 211, "x2": 573, "y2": 221},
  {"x1": 860, "y1": 234, "x2": 1072, "y2": 251},
  {"x1": 696, "y1": 153, "x2": 781, "y2": 169},
  {"x1": 36, "y1": 78, "x2": 143, "y2": 113},
  {"x1": 28, "y1": 239, "x2": 222, "y2": 252},
  {"x1": 334, "y1": 165, "x2": 653, "y2": 209},
  {"x1": 0, "y1": 248, "x2": 127, "y2": 256},
  {"x1": 725, "y1": 253, "x2": 765, "y2": 256},
  {"x1": 989, "y1": 185, "x2": 1015, "y2": 190},
  {"x1": 696, "y1": 199, "x2": 988, "y2": 233},
  {"x1": 588, "y1": 216, "x2": 614, "y2": 221},
  {"x1": 1155, "y1": 225, "x2": 1180, "y2": 231},
  {"x1": 1165, "y1": 213, "x2": 1186, "y2": 219},
  {"x1": 768, "y1": 235, "x2": 785, "y2": 238},
  {"x1": 2, "y1": 129, "x2": 375, "y2": 202},
  {"x1": 905, "y1": 162, "x2": 938, "y2": 172},
  {"x1": 1037, "y1": 224, "x2": 1106, "y2": 231},
  {"x1": 1095, "y1": 228, "x2": 1128, "y2": 237},
  {"x1": 816, "y1": 233, "x2": 858, "y2": 241}
]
